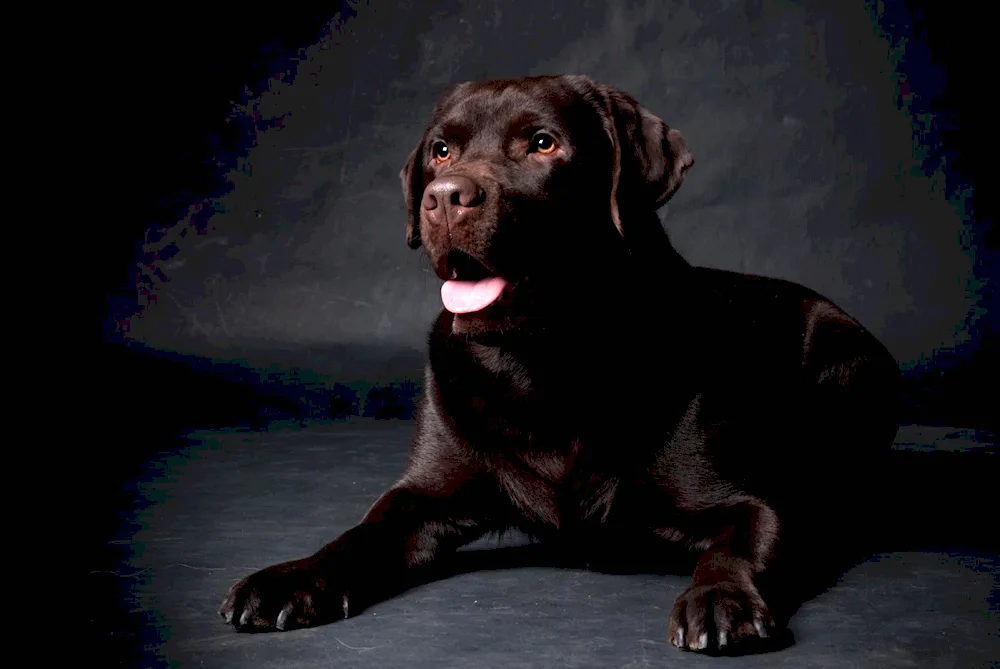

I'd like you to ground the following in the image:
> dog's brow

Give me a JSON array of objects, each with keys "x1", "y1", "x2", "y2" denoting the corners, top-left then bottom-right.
[
  {"x1": 507, "y1": 110, "x2": 548, "y2": 132},
  {"x1": 434, "y1": 110, "x2": 558, "y2": 144},
  {"x1": 436, "y1": 121, "x2": 469, "y2": 140}
]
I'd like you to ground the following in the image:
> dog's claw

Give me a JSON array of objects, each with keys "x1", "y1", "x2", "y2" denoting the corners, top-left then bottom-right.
[
  {"x1": 671, "y1": 579, "x2": 777, "y2": 654},
  {"x1": 276, "y1": 605, "x2": 291, "y2": 631}
]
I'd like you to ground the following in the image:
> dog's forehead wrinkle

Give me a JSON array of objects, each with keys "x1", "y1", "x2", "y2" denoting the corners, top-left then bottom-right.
[{"x1": 439, "y1": 87, "x2": 566, "y2": 138}]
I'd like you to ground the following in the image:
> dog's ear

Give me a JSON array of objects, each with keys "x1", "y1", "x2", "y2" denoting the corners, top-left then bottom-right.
[
  {"x1": 400, "y1": 144, "x2": 424, "y2": 249},
  {"x1": 598, "y1": 86, "x2": 694, "y2": 235}
]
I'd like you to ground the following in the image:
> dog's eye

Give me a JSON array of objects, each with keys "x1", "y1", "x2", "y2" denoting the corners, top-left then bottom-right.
[
  {"x1": 531, "y1": 133, "x2": 558, "y2": 155},
  {"x1": 432, "y1": 141, "x2": 451, "y2": 163}
]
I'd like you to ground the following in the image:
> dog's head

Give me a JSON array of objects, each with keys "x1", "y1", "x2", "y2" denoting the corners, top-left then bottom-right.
[{"x1": 400, "y1": 75, "x2": 694, "y2": 338}]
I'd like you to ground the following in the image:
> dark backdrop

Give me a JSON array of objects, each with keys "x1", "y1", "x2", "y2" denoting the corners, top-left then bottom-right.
[
  {"x1": 92, "y1": 0, "x2": 996, "y2": 444},
  {"x1": 82, "y1": 4, "x2": 993, "y2": 663}
]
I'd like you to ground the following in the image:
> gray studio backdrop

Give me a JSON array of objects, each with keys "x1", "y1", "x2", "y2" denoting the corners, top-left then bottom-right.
[{"x1": 127, "y1": 0, "x2": 984, "y2": 412}]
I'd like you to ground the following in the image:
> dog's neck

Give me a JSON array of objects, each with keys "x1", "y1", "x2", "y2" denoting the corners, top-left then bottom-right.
[
  {"x1": 622, "y1": 211, "x2": 690, "y2": 266},
  {"x1": 461, "y1": 224, "x2": 694, "y2": 381}
]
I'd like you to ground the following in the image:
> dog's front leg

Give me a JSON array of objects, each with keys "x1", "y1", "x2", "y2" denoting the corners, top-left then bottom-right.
[
  {"x1": 220, "y1": 482, "x2": 486, "y2": 632},
  {"x1": 667, "y1": 497, "x2": 780, "y2": 653}
]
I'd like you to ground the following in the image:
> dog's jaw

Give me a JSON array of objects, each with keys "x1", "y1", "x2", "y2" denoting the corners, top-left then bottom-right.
[{"x1": 448, "y1": 286, "x2": 522, "y2": 337}]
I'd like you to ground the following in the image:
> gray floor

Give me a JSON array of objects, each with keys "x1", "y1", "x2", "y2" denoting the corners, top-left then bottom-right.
[{"x1": 104, "y1": 421, "x2": 998, "y2": 668}]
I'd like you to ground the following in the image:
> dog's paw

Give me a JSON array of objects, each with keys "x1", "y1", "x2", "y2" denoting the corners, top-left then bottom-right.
[
  {"x1": 219, "y1": 557, "x2": 350, "y2": 632},
  {"x1": 667, "y1": 580, "x2": 778, "y2": 654}
]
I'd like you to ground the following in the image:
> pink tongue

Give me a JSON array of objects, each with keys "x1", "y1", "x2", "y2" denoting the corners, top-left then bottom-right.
[{"x1": 441, "y1": 276, "x2": 509, "y2": 314}]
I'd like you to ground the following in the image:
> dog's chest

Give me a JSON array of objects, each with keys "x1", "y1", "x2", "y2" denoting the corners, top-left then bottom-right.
[
  {"x1": 496, "y1": 438, "x2": 619, "y2": 529},
  {"x1": 519, "y1": 440, "x2": 579, "y2": 482}
]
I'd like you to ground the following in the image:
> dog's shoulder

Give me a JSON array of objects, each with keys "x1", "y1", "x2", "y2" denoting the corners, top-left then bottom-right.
[{"x1": 685, "y1": 266, "x2": 852, "y2": 332}]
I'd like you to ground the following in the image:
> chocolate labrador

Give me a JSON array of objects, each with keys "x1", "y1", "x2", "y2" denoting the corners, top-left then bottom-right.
[{"x1": 220, "y1": 75, "x2": 902, "y2": 654}]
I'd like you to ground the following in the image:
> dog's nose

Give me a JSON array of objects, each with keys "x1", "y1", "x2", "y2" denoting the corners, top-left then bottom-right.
[{"x1": 421, "y1": 176, "x2": 485, "y2": 226}]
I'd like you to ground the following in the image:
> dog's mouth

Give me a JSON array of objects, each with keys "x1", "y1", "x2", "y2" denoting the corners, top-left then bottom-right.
[{"x1": 441, "y1": 250, "x2": 510, "y2": 314}]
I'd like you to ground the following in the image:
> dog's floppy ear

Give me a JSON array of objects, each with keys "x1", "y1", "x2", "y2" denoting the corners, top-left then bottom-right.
[
  {"x1": 400, "y1": 144, "x2": 424, "y2": 249},
  {"x1": 598, "y1": 86, "x2": 694, "y2": 235}
]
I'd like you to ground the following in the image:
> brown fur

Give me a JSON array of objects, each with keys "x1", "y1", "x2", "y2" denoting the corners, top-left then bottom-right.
[{"x1": 220, "y1": 75, "x2": 902, "y2": 655}]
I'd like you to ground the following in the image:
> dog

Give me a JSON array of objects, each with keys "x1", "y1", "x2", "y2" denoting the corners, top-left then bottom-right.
[{"x1": 220, "y1": 74, "x2": 902, "y2": 655}]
